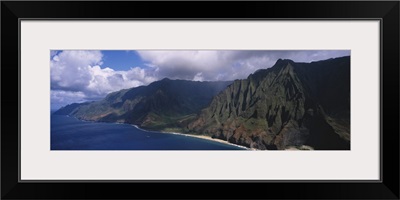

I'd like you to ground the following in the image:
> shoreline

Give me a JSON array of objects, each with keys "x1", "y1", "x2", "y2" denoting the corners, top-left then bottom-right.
[
  {"x1": 163, "y1": 131, "x2": 253, "y2": 150},
  {"x1": 63, "y1": 115, "x2": 253, "y2": 150},
  {"x1": 131, "y1": 125, "x2": 253, "y2": 150}
]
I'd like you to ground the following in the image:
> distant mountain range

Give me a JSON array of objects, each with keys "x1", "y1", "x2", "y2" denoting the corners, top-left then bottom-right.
[
  {"x1": 54, "y1": 79, "x2": 233, "y2": 130},
  {"x1": 55, "y1": 56, "x2": 350, "y2": 150}
]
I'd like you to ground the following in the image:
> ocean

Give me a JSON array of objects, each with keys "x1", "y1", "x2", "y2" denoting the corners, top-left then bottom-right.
[{"x1": 51, "y1": 115, "x2": 245, "y2": 150}]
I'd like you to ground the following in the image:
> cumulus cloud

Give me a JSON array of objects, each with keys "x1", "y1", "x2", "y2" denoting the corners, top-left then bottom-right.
[
  {"x1": 51, "y1": 50, "x2": 350, "y2": 109},
  {"x1": 192, "y1": 72, "x2": 204, "y2": 81},
  {"x1": 51, "y1": 50, "x2": 157, "y2": 108},
  {"x1": 137, "y1": 50, "x2": 350, "y2": 81},
  {"x1": 51, "y1": 90, "x2": 87, "y2": 109}
]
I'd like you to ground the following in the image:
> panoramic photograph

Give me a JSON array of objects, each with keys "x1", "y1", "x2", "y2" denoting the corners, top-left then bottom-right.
[{"x1": 51, "y1": 50, "x2": 350, "y2": 150}]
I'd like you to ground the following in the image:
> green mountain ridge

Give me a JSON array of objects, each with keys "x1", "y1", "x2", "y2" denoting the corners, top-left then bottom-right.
[
  {"x1": 54, "y1": 79, "x2": 233, "y2": 130},
  {"x1": 188, "y1": 56, "x2": 350, "y2": 150}
]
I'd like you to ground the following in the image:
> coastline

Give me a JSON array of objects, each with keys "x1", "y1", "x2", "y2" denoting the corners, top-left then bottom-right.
[
  {"x1": 63, "y1": 115, "x2": 253, "y2": 150},
  {"x1": 131, "y1": 125, "x2": 253, "y2": 150},
  {"x1": 163, "y1": 131, "x2": 253, "y2": 150}
]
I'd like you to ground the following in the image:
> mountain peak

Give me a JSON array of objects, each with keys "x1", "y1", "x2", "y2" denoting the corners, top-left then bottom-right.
[
  {"x1": 275, "y1": 58, "x2": 295, "y2": 66},
  {"x1": 161, "y1": 77, "x2": 171, "y2": 81},
  {"x1": 189, "y1": 56, "x2": 350, "y2": 150}
]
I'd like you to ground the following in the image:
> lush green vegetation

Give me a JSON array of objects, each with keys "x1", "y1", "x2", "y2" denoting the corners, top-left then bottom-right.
[{"x1": 188, "y1": 57, "x2": 350, "y2": 150}]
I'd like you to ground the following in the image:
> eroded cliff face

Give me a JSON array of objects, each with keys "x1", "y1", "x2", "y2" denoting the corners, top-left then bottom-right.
[{"x1": 188, "y1": 57, "x2": 350, "y2": 150}]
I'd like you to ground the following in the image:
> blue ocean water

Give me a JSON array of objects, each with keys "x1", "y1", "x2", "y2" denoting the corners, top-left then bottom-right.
[{"x1": 51, "y1": 115, "x2": 245, "y2": 150}]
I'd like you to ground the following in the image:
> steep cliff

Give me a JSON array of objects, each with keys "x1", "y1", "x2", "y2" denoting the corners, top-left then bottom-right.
[{"x1": 188, "y1": 57, "x2": 350, "y2": 150}]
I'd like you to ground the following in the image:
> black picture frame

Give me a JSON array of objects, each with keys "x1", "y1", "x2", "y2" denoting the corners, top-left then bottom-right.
[{"x1": 1, "y1": 1, "x2": 399, "y2": 199}]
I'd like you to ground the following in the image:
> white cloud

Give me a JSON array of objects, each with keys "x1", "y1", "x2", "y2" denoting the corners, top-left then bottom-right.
[
  {"x1": 50, "y1": 50, "x2": 59, "y2": 58},
  {"x1": 51, "y1": 90, "x2": 87, "y2": 109},
  {"x1": 137, "y1": 50, "x2": 232, "y2": 80},
  {"x1": 51, "y1": 50, "x2": 157, "y2": 109},
  {"x1": 137, "y1": 50, "x2": 350, "y2": 81},
  {"x1": 192, "y1": 72, "x2": 204, "y2": 81},
  {"x1": 51, "y1": 50, "x2": 350, "y2": 109}
]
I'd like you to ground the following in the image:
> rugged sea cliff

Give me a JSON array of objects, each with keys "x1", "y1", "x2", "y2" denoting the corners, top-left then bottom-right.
[{"x1": 55, "y1": 56, "x2": 350, "y2": 150}]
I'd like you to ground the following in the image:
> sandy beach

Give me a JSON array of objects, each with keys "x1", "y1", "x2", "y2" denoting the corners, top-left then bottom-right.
[
  {"x1": 131, "y1": 125, "x2": 253, "y2": 150},
  {"x1": 165, "y1": 131, "x2": 253, "y2": 150}
]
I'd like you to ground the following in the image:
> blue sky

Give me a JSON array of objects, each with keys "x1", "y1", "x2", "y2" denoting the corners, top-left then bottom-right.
[
  {"x1": 101, "y1": 50, "x2": 144, "y2": 71},
  {"x1": 51, "y1": 50, "x2": 350, "y2": 110}
]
